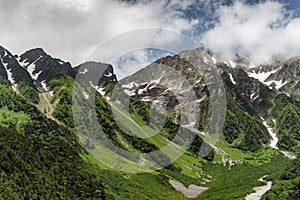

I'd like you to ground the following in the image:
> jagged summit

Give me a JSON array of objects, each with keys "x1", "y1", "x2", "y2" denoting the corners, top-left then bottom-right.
[
  {"x1": 19, "y1": 48, "x2": 47, "y2": 63},
  {"x1": 17, "y1": 47, "x2": 77, "y2": 92},
  {"x1": 0, "y1": 45, "x2": 119, "y2": 101},
  {"x1": 75, "y1": 61, "x2": 117, "y2": 85},
  {"x1": 0, "y1": 45, "x2": 38, "y2": 102}
]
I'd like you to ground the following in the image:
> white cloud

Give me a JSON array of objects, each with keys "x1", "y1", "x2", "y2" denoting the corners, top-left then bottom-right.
[
  {"x1": 0, "y1": 0, "x2": 198, "y2": 68},
  {"x1": 200, "y1": 0, "x2": 300, "y2": 64},
  {"x1": 3, "y1": 0, "x2": 299, "y2": 73}
]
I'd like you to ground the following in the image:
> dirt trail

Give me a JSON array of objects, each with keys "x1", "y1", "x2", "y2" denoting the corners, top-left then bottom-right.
[{"x1": 37, "y1": 92, "x2": 59, "y2": 123}]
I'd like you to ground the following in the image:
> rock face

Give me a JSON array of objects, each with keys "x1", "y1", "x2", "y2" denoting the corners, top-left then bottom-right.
[
  {"x1": 222, "y1": 66, "x2": 275, "y2": 117},
  {"x1": 119, "y1": 48, "x2": 300, "y2": 152},
  {"x1": 0, "y1": 46, "x2": 35, "y2": 88},
  {"x1": 266, "y1": 59, "x2": 300, "y2": 100},
  {"x1": 0, "y1": 46, "x2": 38, "y2": 102},
  {"x1": 19, "y1": 48, "x2": 77, "y2": 91},
  {"x1": 119, "y1": 52, "x2": 208, "y2": 125},
  {"x1": 75, "y1": 61, "x2": 117, "y2": 86}
]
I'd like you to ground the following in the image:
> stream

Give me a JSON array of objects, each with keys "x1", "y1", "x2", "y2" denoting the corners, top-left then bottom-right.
[{"x1": 245, "y1": 176, "x2": 272, "y2": 200}]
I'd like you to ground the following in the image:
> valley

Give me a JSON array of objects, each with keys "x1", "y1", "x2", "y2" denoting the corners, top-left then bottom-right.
[{"x1": 0, "y1": 45, "x2": 299, "y2": 199}]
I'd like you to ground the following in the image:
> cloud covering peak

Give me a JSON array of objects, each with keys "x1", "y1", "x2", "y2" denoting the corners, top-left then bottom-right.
[{"x1": 200, "y1": 0, "x2": 300, "y2": 64}]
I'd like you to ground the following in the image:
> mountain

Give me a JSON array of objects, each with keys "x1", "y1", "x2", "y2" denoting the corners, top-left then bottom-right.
[
  {"x1": 0, "y1": 46, "x2": 39, "y2": 103},
  {"x1": 253, "y1": 58, "x2": 300, "y2": 101},
  {"x1": 19, "y1": 48, "x2": 77, "y2": 92},
  {"x1": 120, "y1": 49, "x2": 285, "y2": 152},
  {"x1": 0, "y1": 45, "x2": 299, "y2": 199}
]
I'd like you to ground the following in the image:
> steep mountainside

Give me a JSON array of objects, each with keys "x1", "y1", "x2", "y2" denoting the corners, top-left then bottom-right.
[
  {"x1": 19, "y1": 48, "x2": 77, "y2": 92},
  {"x1": 0, "y1": 46, "x2": 38, "y2": 103},
  {"x1": 120, "y1": 49, "x2": 293, "y2": 152}
]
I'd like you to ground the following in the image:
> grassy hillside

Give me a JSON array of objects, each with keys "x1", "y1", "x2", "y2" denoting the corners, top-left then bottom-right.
[{"x1": 0, "y1": 83, "x2": 110, "y2": 199}]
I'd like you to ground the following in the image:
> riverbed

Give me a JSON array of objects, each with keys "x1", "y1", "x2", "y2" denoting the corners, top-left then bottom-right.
[{"x1": 245, "y1": 176, "x2": 272, "y2": 200}]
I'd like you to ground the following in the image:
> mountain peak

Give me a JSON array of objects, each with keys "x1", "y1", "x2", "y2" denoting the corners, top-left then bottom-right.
[
  {"x1": 19, "y1": 48, "x2": 47, "y2": 63},
  {"x1": 0, "y1": 45, "x2": 6, "y2": 52},
  {"x1": 24, "y1": 47, "x2": 47, "y2": 55},
  {"x1": 0, "y1": 45, "x2": 13, "y2": 58}
]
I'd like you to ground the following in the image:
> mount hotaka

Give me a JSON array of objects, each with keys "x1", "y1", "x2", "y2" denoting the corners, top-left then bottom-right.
[{"x1": 0, "y1": 45, "x2": 299, "y2": 199}]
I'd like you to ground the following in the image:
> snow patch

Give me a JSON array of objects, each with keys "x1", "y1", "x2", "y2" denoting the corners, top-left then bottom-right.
[
  {"x1": 18, "y1": 58, "x2": 29, "y2": 67},
  {"x1": 203, "y1": 57, "x2": 209, "y2": 64},
  {"x1": 223, "y1": 61, "x2": 229, "y2": 66},
  {"x1": 260, "y1": 117, "x2": 278, "y2": 149},
  {"x1": 182, "y1": 121, "x2": 197, "y2": 129},
  {"x1": 138, "y1": 86, "x2": 148, "y2": 95},
  {"x1": 79, "y1": 68, "x2": 88, "y2": 74},
  {"x1": 264, "y1": 80, "x2": 287, "y2": 89},
  {"x1": 90, "y1": 82, "x2": 106, "y2": 96},
  {"x1": 281, "y1": 151, "x2": 297, "y2": 160},
  {"x1": 41, "y1": 81, "x2": 48, "y2": 92},
  {"x1": 0, "y1": 57, "x2": 17, "y2": 91},
  {"x1": 248, "y1": 67, "x2": 280, "y2": 83},
  {"x1": 136, "y1": 76, "x2": 163, "y2": 95},
  {"x1": 229, "y1": 61, "x2": 236, "y2": 68},
  {"x1": 141, "y1": 97, "x2": 151, "y2": 102},
  {"x1": 40, "y1": 81, "x2": 53, "y2": 96},
  {"x1": 104, "y1": 72, "x2": 113, "y2": 77},
  {"x1": 250, "y1": 93, "x2": 259, "y2": 101},
  {"x1": 26, "y1": 55, "x2": 43, "y2": 80},
  {"x1": 229, "y1": 73, "x2": 236, "y2": 85},
  {"x1": 3, "y1": 50, "x2": 7, "y2": 57},
  {"x1": 248, "y1": 67, "x2": 288, "y2": 89},
  {"x1": 149, "y1": 84, "x2": 157, "y2": 90},
  {"x1": 123, "y1": 89, "x2": 135, "y2": 96},
  {"x1": 212, "y1": 56, "x2": 217, "y2": 64},
  {"x1": 122, "y1": 81, "x2": 138, "y2": 89}
]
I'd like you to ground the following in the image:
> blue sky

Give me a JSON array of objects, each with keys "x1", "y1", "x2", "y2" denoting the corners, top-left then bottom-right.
[{"x1": 284, "y1": 0, "x2": 300, "y2": 10}]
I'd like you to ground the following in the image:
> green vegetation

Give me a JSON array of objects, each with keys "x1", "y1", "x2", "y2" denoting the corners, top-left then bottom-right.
[
  {"x1": 0, "y1": 54, "x2": 39, "y2": 104},
  {"x1": 223, "y1": 92, "x2": 270, "y2": 151},
  {"x1": 0, "y1": 126, "x2": 109, "y2": 199},
  {"x1": 263, "y1": 156, "x2": 300, "y2": 199},
  {"x1": 0, "y1": 83, "x2": 111, "y2": 199},
  {"x1": 18, "y1": 81, "x2": 39, "y2": 104},
  {"x1": 48, "y1": 76, "x2": 75, "y2": 127},
  {"x1": 270, "y1": 94, "x2": 300, "y2": 151},
  {"x1": 0, "y1": 107, "x2": 31, "y2": 134},
  {"x1": 198, "y1": 154, "x2": 290, "y2": 199}
]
